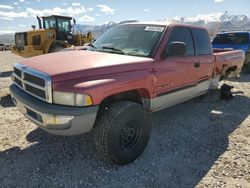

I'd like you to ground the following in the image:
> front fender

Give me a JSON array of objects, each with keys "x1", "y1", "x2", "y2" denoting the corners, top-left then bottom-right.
[{"x1": 52, "y1": 70, "x2": 154, "y2": 105}]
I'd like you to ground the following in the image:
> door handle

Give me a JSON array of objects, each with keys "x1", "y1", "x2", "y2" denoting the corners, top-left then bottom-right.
[{"x1": 194, "y1": 62, "x2": 200, "y2": 68}]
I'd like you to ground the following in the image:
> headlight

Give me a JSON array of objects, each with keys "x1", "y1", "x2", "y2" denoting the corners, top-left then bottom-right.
[{"x1": 53, "y1": 91, "x2": 93, "y2": 106}]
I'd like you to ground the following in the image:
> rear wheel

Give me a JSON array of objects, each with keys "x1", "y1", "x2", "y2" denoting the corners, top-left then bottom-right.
[{"x1": 94, "y1": 101, "x2": 151, "y2": 165}]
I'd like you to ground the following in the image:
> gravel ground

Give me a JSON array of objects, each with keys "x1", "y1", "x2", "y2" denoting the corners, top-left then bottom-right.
[{"x1": 0, "y1": 51, "x2": 249, "y2": 188}]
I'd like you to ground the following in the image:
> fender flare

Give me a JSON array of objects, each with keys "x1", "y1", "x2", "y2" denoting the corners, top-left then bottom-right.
[{"x1": 43, "y1": 40, "x2": 68, "y2": 53}]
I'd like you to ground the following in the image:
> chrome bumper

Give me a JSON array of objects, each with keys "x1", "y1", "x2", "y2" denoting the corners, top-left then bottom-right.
[{"x1": 9, "y1": 84, "x2": 99, "y2": 136}]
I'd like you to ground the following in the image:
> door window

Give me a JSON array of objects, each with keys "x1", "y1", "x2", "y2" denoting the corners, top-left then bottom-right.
[{"x1": 167, "y1": 27, "x2": 194, "y2": 55}]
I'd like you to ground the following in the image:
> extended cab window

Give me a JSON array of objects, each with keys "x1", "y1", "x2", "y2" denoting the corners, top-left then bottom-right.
[
  {"x1": 192, "y1": 28, "x2": 212, "y2": 55},
  {"x1": 167, "y1": 27, "x2": 194, "y2": 55}
]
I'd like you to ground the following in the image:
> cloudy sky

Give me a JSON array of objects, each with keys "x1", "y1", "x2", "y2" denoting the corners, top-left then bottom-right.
[{"x1": 0, "y1": 0, "x2": 249, "y2": 34}]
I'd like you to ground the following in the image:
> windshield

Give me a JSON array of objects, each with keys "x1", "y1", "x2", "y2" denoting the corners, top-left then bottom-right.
[
  {"x1": 212, "y1": 33, "x2": 249, "y2": 45},
  {"x1": 90, "y1": 24, "x2": 165, "y2": 57},
  {"x1": 44, "y1": 17, "x2": 56, "y2": 29}
]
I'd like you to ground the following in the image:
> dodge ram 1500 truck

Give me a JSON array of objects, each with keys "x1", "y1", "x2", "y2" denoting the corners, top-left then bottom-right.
[{"x1": 9, "y1": 22, "x2": 245, "y2": 165}]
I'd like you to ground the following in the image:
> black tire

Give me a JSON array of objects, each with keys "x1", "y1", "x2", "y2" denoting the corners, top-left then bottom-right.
[
  {"x1": 94, "y1": 101, "x2": 151, "y2": 165},
  {"x1": 48, "y1": 45, "x2": 64, "y2": 53}
]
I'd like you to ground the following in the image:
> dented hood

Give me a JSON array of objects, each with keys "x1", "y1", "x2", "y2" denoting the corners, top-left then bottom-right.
[{"x1": 20, "y1": 50, "x2": 153, "y2": 82}]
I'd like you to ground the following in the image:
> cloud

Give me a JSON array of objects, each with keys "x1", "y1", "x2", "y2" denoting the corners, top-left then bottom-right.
[
  {"x1": 214, "y1": 0, "x2": 224, "y2": 2},
  {"x1": 96, "y1": 5, "x2": 114, "y2": 14},
  {"x1": 78, "y1": 15, "x2": 95, "y2": 22},
  {"x1": 0, "y1": 16, "x2": 12, "y2": 20},
  {"x1": 18, "y1": 24, "x2": 26, "y2": 27},
  {"x1": 0, "y1": 5, "x2": 88, "y2": 20},
  {"x1": 186, "y1": 12, "x2": 224, "y2": 22},
  {"x1": 0, "y1": 30, "x2": 16, "y2": 34},
  {"x1": 0, "y1": 10, "x2": 28, "y2": 20},
  {"x1": 19, "y1": 0, "x2": 30, "y2": 5},
  {"x1": 14, "y1": 2, "x2": 18, "y2": 5},
  {"x1": 87, "y1": 7, "x2": 94, "y2": 12},
  {"x1": 0, "y1": 6, "x2": 90, "y2": 20},
  {"x1": 26, "y1": 6, "x2": 86, "y2": 17},
  {"x1": 144, "y1": 9, "x2": 150, "y2": 12},
  {"x1": 26, "y1": 7, "x2": 65, "y2": 17},
  {"x1": 66, "y1": 6, "x2": 86, "y2": 16},
  {"x1": 72, "y1": 3, "x2": 80, "y2": 6},
  {"x1": 0, "y1": 5, "x2": 13, "y2": 10}
]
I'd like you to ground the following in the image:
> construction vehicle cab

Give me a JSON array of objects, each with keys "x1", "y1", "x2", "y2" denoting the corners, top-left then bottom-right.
[
  {"x1": 12, "y1": 15, "x2": 93, "y2": 58},
  {"x1": 40, "y1": 15, "x2": 74, "y2": 44}
]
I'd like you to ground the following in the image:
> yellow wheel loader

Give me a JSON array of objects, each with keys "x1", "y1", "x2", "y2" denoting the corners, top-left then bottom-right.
[{"x1": 11, "y1": 15, "x2": 93, "y2": 58}]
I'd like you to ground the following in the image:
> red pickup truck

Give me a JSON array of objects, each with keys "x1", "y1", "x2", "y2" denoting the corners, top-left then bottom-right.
[{"x1": 10, "y1": 22, "x2": 245, "y2": 165}]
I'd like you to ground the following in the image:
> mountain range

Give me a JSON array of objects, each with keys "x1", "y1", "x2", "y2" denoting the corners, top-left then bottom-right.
[
  {"x1": 160, "y1": 11, "x2": 250, "y2": 35},
  {"x1": 1, "y1": 12, "x2": 249, "y2": 44},
  {"x1": 72, "y1": 11, "x2": 250, "y2": 38}
]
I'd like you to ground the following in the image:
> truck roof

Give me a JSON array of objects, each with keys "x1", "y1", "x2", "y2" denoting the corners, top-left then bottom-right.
[
  {"x1": 122, "y1": 21, "x2": 170, "y2": 26},
  {"x1": 218, "y1": 31, "x2": 250, "y2": 34},
  {"x1": 120, "y1": 21, "x2": 208, "y2": 30}
]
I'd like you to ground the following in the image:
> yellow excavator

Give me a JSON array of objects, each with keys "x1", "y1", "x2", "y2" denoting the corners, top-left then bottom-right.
[{"x1": 11, "y1": 15, "x2": 93, "y2": 58}]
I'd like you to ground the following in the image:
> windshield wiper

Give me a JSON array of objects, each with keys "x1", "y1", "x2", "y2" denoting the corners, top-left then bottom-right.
[{"x1": 102, "y1": 46, "x2": 127, "y2": 55}]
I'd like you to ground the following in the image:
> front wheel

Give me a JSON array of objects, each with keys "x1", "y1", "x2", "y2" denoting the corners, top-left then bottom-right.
[{"x1": 94, "y1": 101, "x2": 151, "y2": 165}]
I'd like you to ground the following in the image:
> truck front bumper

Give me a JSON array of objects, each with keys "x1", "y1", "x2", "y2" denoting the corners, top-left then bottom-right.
[{"x1": 9, "y1": 84, "x2": 99, "y2": 136}]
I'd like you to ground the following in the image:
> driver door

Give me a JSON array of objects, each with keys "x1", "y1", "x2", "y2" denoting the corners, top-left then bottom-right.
[{"x1": 152, "y1": 26, "x2": 200, "y2": 111}]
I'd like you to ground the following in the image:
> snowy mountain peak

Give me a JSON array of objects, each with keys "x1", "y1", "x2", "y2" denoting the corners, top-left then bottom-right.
[{"x1": 160, "y1": 12, "x2": 249, "y2": 24}]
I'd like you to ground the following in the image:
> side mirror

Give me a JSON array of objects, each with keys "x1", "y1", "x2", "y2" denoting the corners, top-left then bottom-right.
[{"x1": 166, "y1": 42, "x2": 186, "y2": 57}]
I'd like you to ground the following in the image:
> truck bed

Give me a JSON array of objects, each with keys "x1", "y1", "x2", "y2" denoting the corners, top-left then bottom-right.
[{"x1": 213, "y1": 49, "x2": 245, "y2": 77}]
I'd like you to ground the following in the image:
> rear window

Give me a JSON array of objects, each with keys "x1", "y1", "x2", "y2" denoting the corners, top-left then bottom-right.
[
  {"x1": 212, "y1": 33, "x2": 249, "y2": 45},
  {"x1": 192, "y1": 28, "x2": 212, "y2": 55}
]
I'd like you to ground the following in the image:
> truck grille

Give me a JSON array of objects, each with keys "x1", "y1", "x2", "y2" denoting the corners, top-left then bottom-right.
[
  {"x1": 15, "y1": 32, "x2": 27, "y2": 50},
  {"x1": 12, "y1": 63, "x2": 52, "y2": 103}
]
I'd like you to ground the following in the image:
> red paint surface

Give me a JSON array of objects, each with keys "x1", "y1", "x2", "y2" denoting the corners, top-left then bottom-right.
[{"x1": 19, "y1": 23, "x2": 245, "y2": 105}]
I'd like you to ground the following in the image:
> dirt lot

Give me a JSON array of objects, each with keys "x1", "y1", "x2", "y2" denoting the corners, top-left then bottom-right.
[{"x1": 0, "y1": 51, "x2": 249, "y2": 187}]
